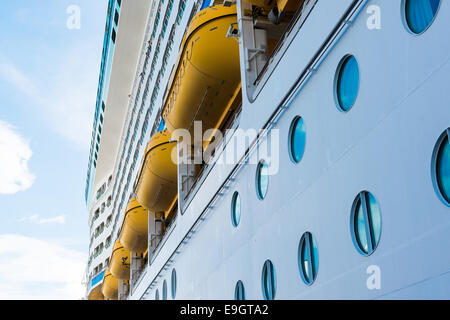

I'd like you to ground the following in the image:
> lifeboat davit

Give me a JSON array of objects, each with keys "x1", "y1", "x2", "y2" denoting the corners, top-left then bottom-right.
[
  {"x1": 245, "y1": 0, "x2": 301, "y2": 13},
  {"x1": 102, "y1": 269, "x2": 118, "y2": 300},
  {"x1": 109, "y1": 241, "x2": 130, "y2": 280},
  {"x1": 161, "y1": 4, "x2": 241, "y2": 135},
  {"x1": 119, "y1": 198, "x2": 148, "y2": 253},
  {"x1": 135, "y1": 129, "x2": 177, "y2": 217}
]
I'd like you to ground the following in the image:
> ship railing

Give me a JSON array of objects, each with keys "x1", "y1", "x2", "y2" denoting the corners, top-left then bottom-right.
[
  {"x1": 181, "y1": 105, "x2": 242, "y2": 213},
  {"x1": 149, "y1": 214, "x2": 178, "y2": 265},
  {"x1": 128, "y1": 216, "x2": 177, "y2": 296},
  {"x1": 245, "y1": 0, "x2": 318, "y2": 101},
  {"x1": 130, "y1": 265, "x2": 147, "y2": 295},
  {"x1": 254, "y1": 0, "x2": 315, "y2": 86}
]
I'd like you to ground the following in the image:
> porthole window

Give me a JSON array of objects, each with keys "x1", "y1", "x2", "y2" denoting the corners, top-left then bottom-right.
[
  {"x1": 261, "y1": 260, "x2": 276, "y2": 300},
  {"x1": 335, "y1": 55, "x2": 359, "y2": 112},
  {"x1": 162, "y1": 280, "x2": 168, "y2": 300},
  {"x1": 155, "y1": 289, "x2": 160, "y2": 300},
  {"x1": 289, "y1": 116, "x2": 306, "y2": 163},
  {"x1": 298, "y1": 232, "x2": 319, "y2": 285},
  {"x1": 234, "y1": 280, "x2": 245, "y2": 300},
  {"x1": 171, "y1": 269, "x2": 177, "y2": 299},
  {"x1": 256, "y1": 160, "x2": 269, "y2": 200},
  {"x1": 231, "y1": 192, "x2": 241, "y2": 227},
  {"x1": 432, "y1": 129, "x2": 450, "y2": 206},
  {"x1": 351, "y1": 191, "x2": 382, "y2": 255},
  {"x1": 404, "y1": 0, "x2": 440, "y2": 34}
]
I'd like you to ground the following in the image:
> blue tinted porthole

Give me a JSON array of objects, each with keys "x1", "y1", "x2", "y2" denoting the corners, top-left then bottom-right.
[
  {"x1": 155, "y1": 289, "x2": 160, "y2": 300},
  {"x1": 231, "y1": 192, "x2": 241, "y2": 227},
  {"x1": 261, "y1": 260, "x2": 276, "y2": 300},
  {"x1": 289, "y1": 116, "x2": 306, "y2": 164},
  {"x1": 432, "y1": 129, "x2": 450, "y2": 206},
  {"x1": 351, "y1": 191, "x2": 382, "y2": 256},
  {"x1": 162, "y1": 280, "x2": 168, "y2": 300},
  {"x1": 298, "y1": 232, "x2": 319, "y2": 285},
  {"x1": 171, "y1": 269, "x2": 177, "y2": 299},
  {"x1": 403, "y1": 0, "x2": 440, "y2": 34},
  {"x1": 256, "y1": 160, "x2": 269, "y2": 200},
  {"x1": 234, "y1": 280, "x2": 245, "y2": 300},
  {"x1": 335, "y1": 55, "x2": 359, "y2": 112}
]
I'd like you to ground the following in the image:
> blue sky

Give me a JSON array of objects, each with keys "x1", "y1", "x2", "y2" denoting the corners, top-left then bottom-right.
[{"x1": 0, "y1": 1, "x2": 107, "y2": 299}]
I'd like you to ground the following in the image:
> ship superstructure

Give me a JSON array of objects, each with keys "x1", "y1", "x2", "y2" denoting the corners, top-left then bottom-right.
[{"x1": 86, "y1": 0, "x2": 450, "y2": 300}]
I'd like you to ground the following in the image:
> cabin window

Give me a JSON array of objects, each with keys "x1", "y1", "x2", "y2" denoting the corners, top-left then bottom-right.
[
  {"x1": 234, "y1": 280, "x2": 246, "y2": 300},
  {"x1": 162, "y1": 280, "x2": 168, "y2": 300},
  {"x1": 432, "y1": 129, "x2": 450, "y2": 206},
  {"x1": 298, "y1": 232, "x2": 318, "y2": 285},
  {"x1": 261, "y1": 260, "x2": 276, "y2": 300},
  {"x1": 155, "y1": 289, "x2": 160, "y2": 300},
  {"x1": 335, "y1": 55, "x2": 359, "y2": 112},
  {"x1": 111, "y1": 28, "x2": 116, "y2": 43},
  {"x1": 256, "y1": 160, "x2": 269, "y2": 200},
  {"x1": 177, "y1": 0, "x2": 186, "y2": 25},
  {"x1": 114, "y1": 9, "x2": 119, "y2": 26},
  {"x1": 404, "y1": 0, "x2": 440, "y2": 34},
  {"x1": 171, "y1": 269, "x2": 177, "y2": 299},
  {"x1": 289, "y1": 116, "x2": 306, "y2": 163},
  {"x1": 231, "y1": 192, "x2": 241, "y2": 227},
  {"x1": 351, "y1": 191, "x2": 382, "y2": 256}
]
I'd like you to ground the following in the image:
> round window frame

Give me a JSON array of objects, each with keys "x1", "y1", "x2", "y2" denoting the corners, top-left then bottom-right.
[
  {"x1": 350, "y1": 191, "x2": 383, "y2": 256},
  {"x1": 333, "y1": 54, "x2": 360, "y2": 113},
  {"x1": 162, "y1": 280, "x2": 168, "y2": 300},
  {"x1": 171, "y1": 268, "x2": 177, "y2": 299},
  {"x1": 288, "y1": 116, "x2": 306, "y2": 164},
  {"x1": 431, "y1": 129, "x2": 450, "y2": 207},
  {"x1": 261, "y1": 260, "x2": 276, "y2": 300},
  {"x1": 234, "y1": 280, "x2": 245, "y2": 300},
  {"x1": 231, "y1": 191, "x2": 241, "y2": 227},
  {"x1": 401, "y1": 0, "x2": 441, "y2": 36},
  {"x1": 297, "y1": 232, "x2": 319, "y2": 286},
  {"x1": 255, "y1": 160, "x2": 269, "y2": 200}
]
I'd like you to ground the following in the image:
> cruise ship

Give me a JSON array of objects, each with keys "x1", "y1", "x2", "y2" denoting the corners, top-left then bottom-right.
[{"x1": 85, "y1": 0, "x2": 450, "y2": 300}]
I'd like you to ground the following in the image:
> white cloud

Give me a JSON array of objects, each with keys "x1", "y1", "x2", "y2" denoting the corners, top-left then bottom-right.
[
  {"x1": 0, "y1": 53, "x2": 97, "y2": 149},
  {"x1": 0, "y1": 234, "x2": 86, "y2": 300},
  {"x1": 0, "y1": 121, "x2": 35, "y2": 195},
  {"x1": 0, "y1": 62, "x2": 38, "y2": 98},
  {"x1": 19, "y1": 214, "x2": 67, "y2": 225}
]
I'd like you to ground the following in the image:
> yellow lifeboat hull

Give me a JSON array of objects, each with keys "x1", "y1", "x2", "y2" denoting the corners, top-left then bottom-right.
[
  {"x1": 135, "y1": 130, "x2": 177, "y2": 216},
  {"x1": 119, "y1": 198, "x2": 148, "y2": 253},
  {"x1": 87, "y1": 284, "x2": 104, "y2": 300},
  {"x1": 162, "y1": 4, "x2": 240, "y2": 134},
  {"x1": 102, "y1": 269, "x2": 118, "y2": 300},
  {"x1": 109, "y1": 241, "x2": 130, "y2": 280}
]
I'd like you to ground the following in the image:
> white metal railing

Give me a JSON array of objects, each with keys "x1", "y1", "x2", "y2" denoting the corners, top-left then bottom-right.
[{"x1": 181, "y1": 106, "x2": 242, "y2": 213}]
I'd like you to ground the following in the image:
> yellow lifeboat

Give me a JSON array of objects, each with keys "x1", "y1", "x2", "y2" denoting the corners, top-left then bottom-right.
[
  {"x1": 119, "y1": 198, "x2": 148, "y2": 253},
  {"x1": 109, "y1": 240, "x2": 130, "y2": 280},
  {"x1": 102, "y1": 269, "x2": 118, "y2": 300},
  {"x1": 161, "y1": 4, "x2": 241, "y2": 135},
  {"x1": 87, "y1": 284, "x2": 104, "y2": 300},
  {"x1": 135, "y1": 129, "x2": 177, "y2": 217}
]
